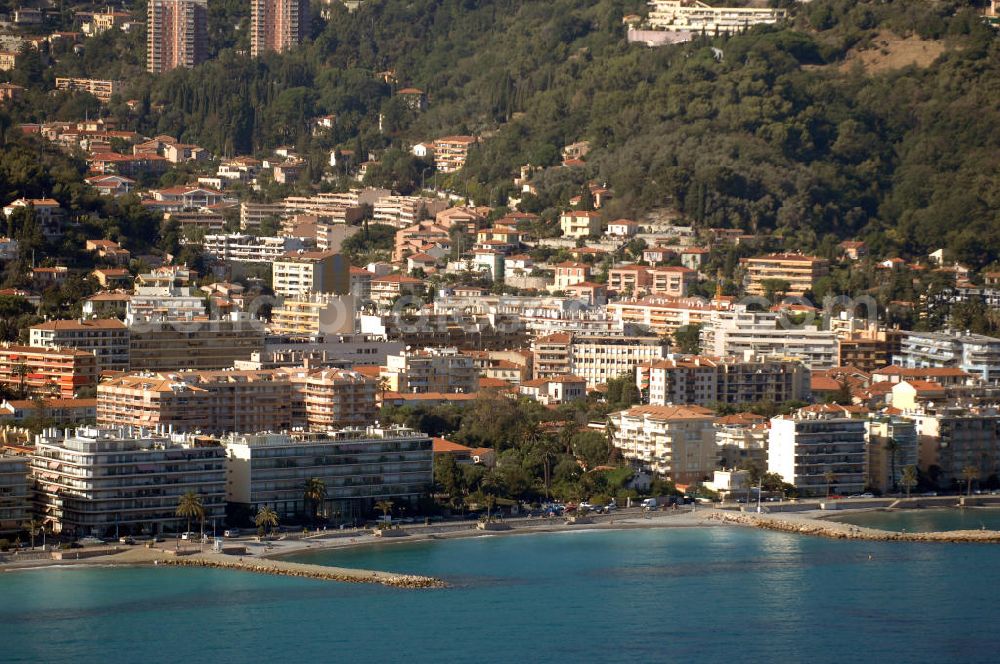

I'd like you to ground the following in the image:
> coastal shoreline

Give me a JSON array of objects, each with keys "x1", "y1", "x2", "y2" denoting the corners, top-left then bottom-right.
[{"x1": 0, "y1": 510, "x2": 717, "y2": 577}]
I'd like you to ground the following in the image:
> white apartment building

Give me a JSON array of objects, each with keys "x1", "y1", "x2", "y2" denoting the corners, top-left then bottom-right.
[
  {"x1": 768, "y1": 406, "x2": 868, "y2": 498},
  {"x1": 646, "y1": 1, "x2": 786, "y2": 37},
  {"x1": 32, "y1": 426, "x2": 226, "y2": 536},
  {"x1": 701, "y1": 305, "x2": 838, "y2": 369},
  {"x1": 608, "y1": 296, "x2": 734, "y2": 337},
  {"x1": 223, "y1": 425, "x2": 433, "y2": 520},
  {"x1": 202, "y1": 233, "x2": 305, "y2": 263},
  {"x1": 895, "y1": 331, "x2": 1000, "y2": 383},
  {"x1": 609, "y1": 404, "x2": 718, "y2": 482},
  {"x1": 127, "y1": 284, "x2": 207, "y2": 323},
  {"x1": 570, "y1": 336, "x2": 670, "y2": 387},
  {"x1": 373, "y1": 195, "x2": 449, "y2": 228},
  {"x1": 382, "y1": 346, "x2": 479, "y2": 394}
]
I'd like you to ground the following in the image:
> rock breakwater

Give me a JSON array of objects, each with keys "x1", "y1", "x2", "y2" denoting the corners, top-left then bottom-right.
[
  {"x1": 158, "y1": 554, "x2": 447, "y2": 588},
  {"x1": 708, "y1": 511, "x2": 1000, "y2": 543}
]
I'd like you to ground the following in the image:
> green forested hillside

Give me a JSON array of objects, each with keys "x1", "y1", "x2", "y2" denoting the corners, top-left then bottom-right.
[{"x1": 3, "y1": 0, "x2": 1000, "y2": 266}]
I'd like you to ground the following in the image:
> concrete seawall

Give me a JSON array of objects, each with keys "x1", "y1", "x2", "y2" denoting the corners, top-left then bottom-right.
[
  {"x1": 708, "y1": 511, "x2": 1000, "y2": 543},
  {"x1": 159, "y1": 553, "x2": 447, "y2": 588}
]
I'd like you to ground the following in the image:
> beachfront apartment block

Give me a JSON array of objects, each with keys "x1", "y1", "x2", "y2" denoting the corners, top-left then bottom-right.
[
  {"x1": 741, "y1": 254, "x2": 829, "y2": 297},
  {"x1": 29, "y1": 318, "x2": 130, "y2": 372},
  {"x1": 32, "y1": 426, "x2": 227, "y2": 536},
  {"x1": 0, "y1": 344, "x2": 98, "y2": 398},
  {"x1": 127, "y1": 317, "x2": 265, "y2": 371},
  {"x1": 903, "y1": 407, "x2": 1000, "y2": 489},
  {"x1": 639, "y1": 354, "x2": 810, "y2": 407},
  {"x1": 431, "y1": 136, "x2": 477, "y2": 173},
  {"x1": 54, "y1": 78, "x2": 122, "y2": 103},
  {"x1": 865, "y1": 415, "x2": 918, "y2": 494},
  {"x1": 609, "y1": 404, "x2": 718, "y2": 483},
  {"x1": 645, "y1": 1, "x2": 786, "y2": 36},
  {"x1": 272, "y1": 250, "x2": 349, "y2": 297},
  {"x1": 223, "y1": 425, "x2": 433, "y2": 521},
  {"x1": 768, "y1": 406, "x2": 868, "y2": 498},
  {"x1": 146, "y1": 0, "x2": 208, "y2": 73},
  {"x1": 250, "y1": 0, "x2": 308, "y2": 57},
  {"x1": 382, "y1": 347, "x2": 479, "y2": 394},
  {"x1": 0, "y1": 455, "x2": 30, "y2": 533}
]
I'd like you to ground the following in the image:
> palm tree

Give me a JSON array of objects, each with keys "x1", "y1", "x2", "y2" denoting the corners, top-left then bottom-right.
[
  {"x1": 745, "y1": 465, "x2": 763, "y2": 505},
  {"x1": 12, "y1": 362, "x2": 28, "y2": 399},
  {"x1": 376, "y1": 375, "x2": 390, "y2": 402},
  {"x1": 175, "y1": 491, "x2": 204, "y2": 537},
  {"x1": 303, "y1": 477, "x2": 327, "y2": 524},
  {"x1": 824, "y1": 470, "x2": 837, "y2": 498},
  {"x1": 374, "y1": 500, "x2": 394, "y2": 522},
  {"x1": 254, "y1": 505, "x2": 279, "y2": 538},
  {"x1": 962, "y1": 465, "x2": 979, "y2": 497},
  {"x1": 26, "y1": 518, "x2": 43, "y2": 550},
  {"x1": 884, "y1": 438, "x2": 901, "y2": 493},
  {"x1": 901, "y1": 465, "x2": 918, "y2": 499}
]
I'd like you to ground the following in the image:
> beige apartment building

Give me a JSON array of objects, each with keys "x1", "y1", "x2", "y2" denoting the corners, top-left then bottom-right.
[
  {"x1": 55, "y1": 78, "x2": 122, "y2": 103},
  {"x1": 609, "y1": 404, "x2": 718, "y2": 483},
  {"x1": 127, "y1": 318, "x2": 265, "y2": 371},
  {"x1": 30, "y1": 318, "x2": 130, "y2": 372},
  {"x1": 0, "y1": 454, "x2": 30, "y2": 533},
  {"x1": 98, "y1": 370, "x2": 293, "y2": 434},
  {"x1": 559, "y1": 210, "x2": 602, "y2": 238},
  {"x1": 272, "y1": 250, "x2": 349, "y2": 297},
  {"x1": 741, "y1": 253, "x2": 829, "y2": 297},
  {"x1": 146, "y1": 0, "x2": 207, "y2": 74},
  {"x1": 608, "y1": 296, "x2": 733, "y2": 337},
  {"x1": 269, "y1": 293, "x2": 355, "y2": 336},
  {"x1": 0, "y1": 344, "x2": 98, "y2": 398},
  {"x1": 370, "y1": 274, "x2": 425, "y2": 309},
  {"x1": 640, "y1": 355, "x2": 810, "y2": 408},
  {"x1": 431, "y1": 136, "x2": 477, "y2": 173},
  {"x1": 280, "y1": 366, "x2": 377, "y2": 431}
]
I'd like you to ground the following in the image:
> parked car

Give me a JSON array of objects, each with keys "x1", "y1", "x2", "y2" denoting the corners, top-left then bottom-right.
[
  {"x1": 78, "y1": 536, "x2": 104, "y2": 546},
  {"x1": 223, "y1": 529, "x2": 240, "y2": 538},
  {"x1": 180, "y1": 532, "x2": 197, "y2": 540},
  {"x1": 118, "y1": 536, "x2": 136, "y2": 545}
]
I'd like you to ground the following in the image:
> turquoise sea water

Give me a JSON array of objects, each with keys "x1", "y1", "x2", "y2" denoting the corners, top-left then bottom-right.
[
  {"x1": 3, "y1": 527, "x2": 1000, "y2": 663},
  {"x1": 830, "y1": 507, "x2": 1000, "y2": 532}
]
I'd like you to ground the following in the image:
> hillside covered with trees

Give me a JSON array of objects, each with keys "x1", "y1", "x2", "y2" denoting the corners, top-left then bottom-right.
[{"x1": 3, "y1": 0, "x2": 1000, "y2": 266}]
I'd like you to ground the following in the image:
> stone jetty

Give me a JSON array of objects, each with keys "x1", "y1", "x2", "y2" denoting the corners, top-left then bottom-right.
[
  {"x1": 158, "y1": 553, "x2": 447, "y2": 588},
  {"x1": 708, "y1": 511, "x2": 1000, "y2": 543}
]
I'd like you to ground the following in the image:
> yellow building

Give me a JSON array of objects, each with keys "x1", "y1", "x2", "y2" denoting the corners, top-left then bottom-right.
[{"x1": 741, "y1": 253, "x2": 829, "y2": 297}]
